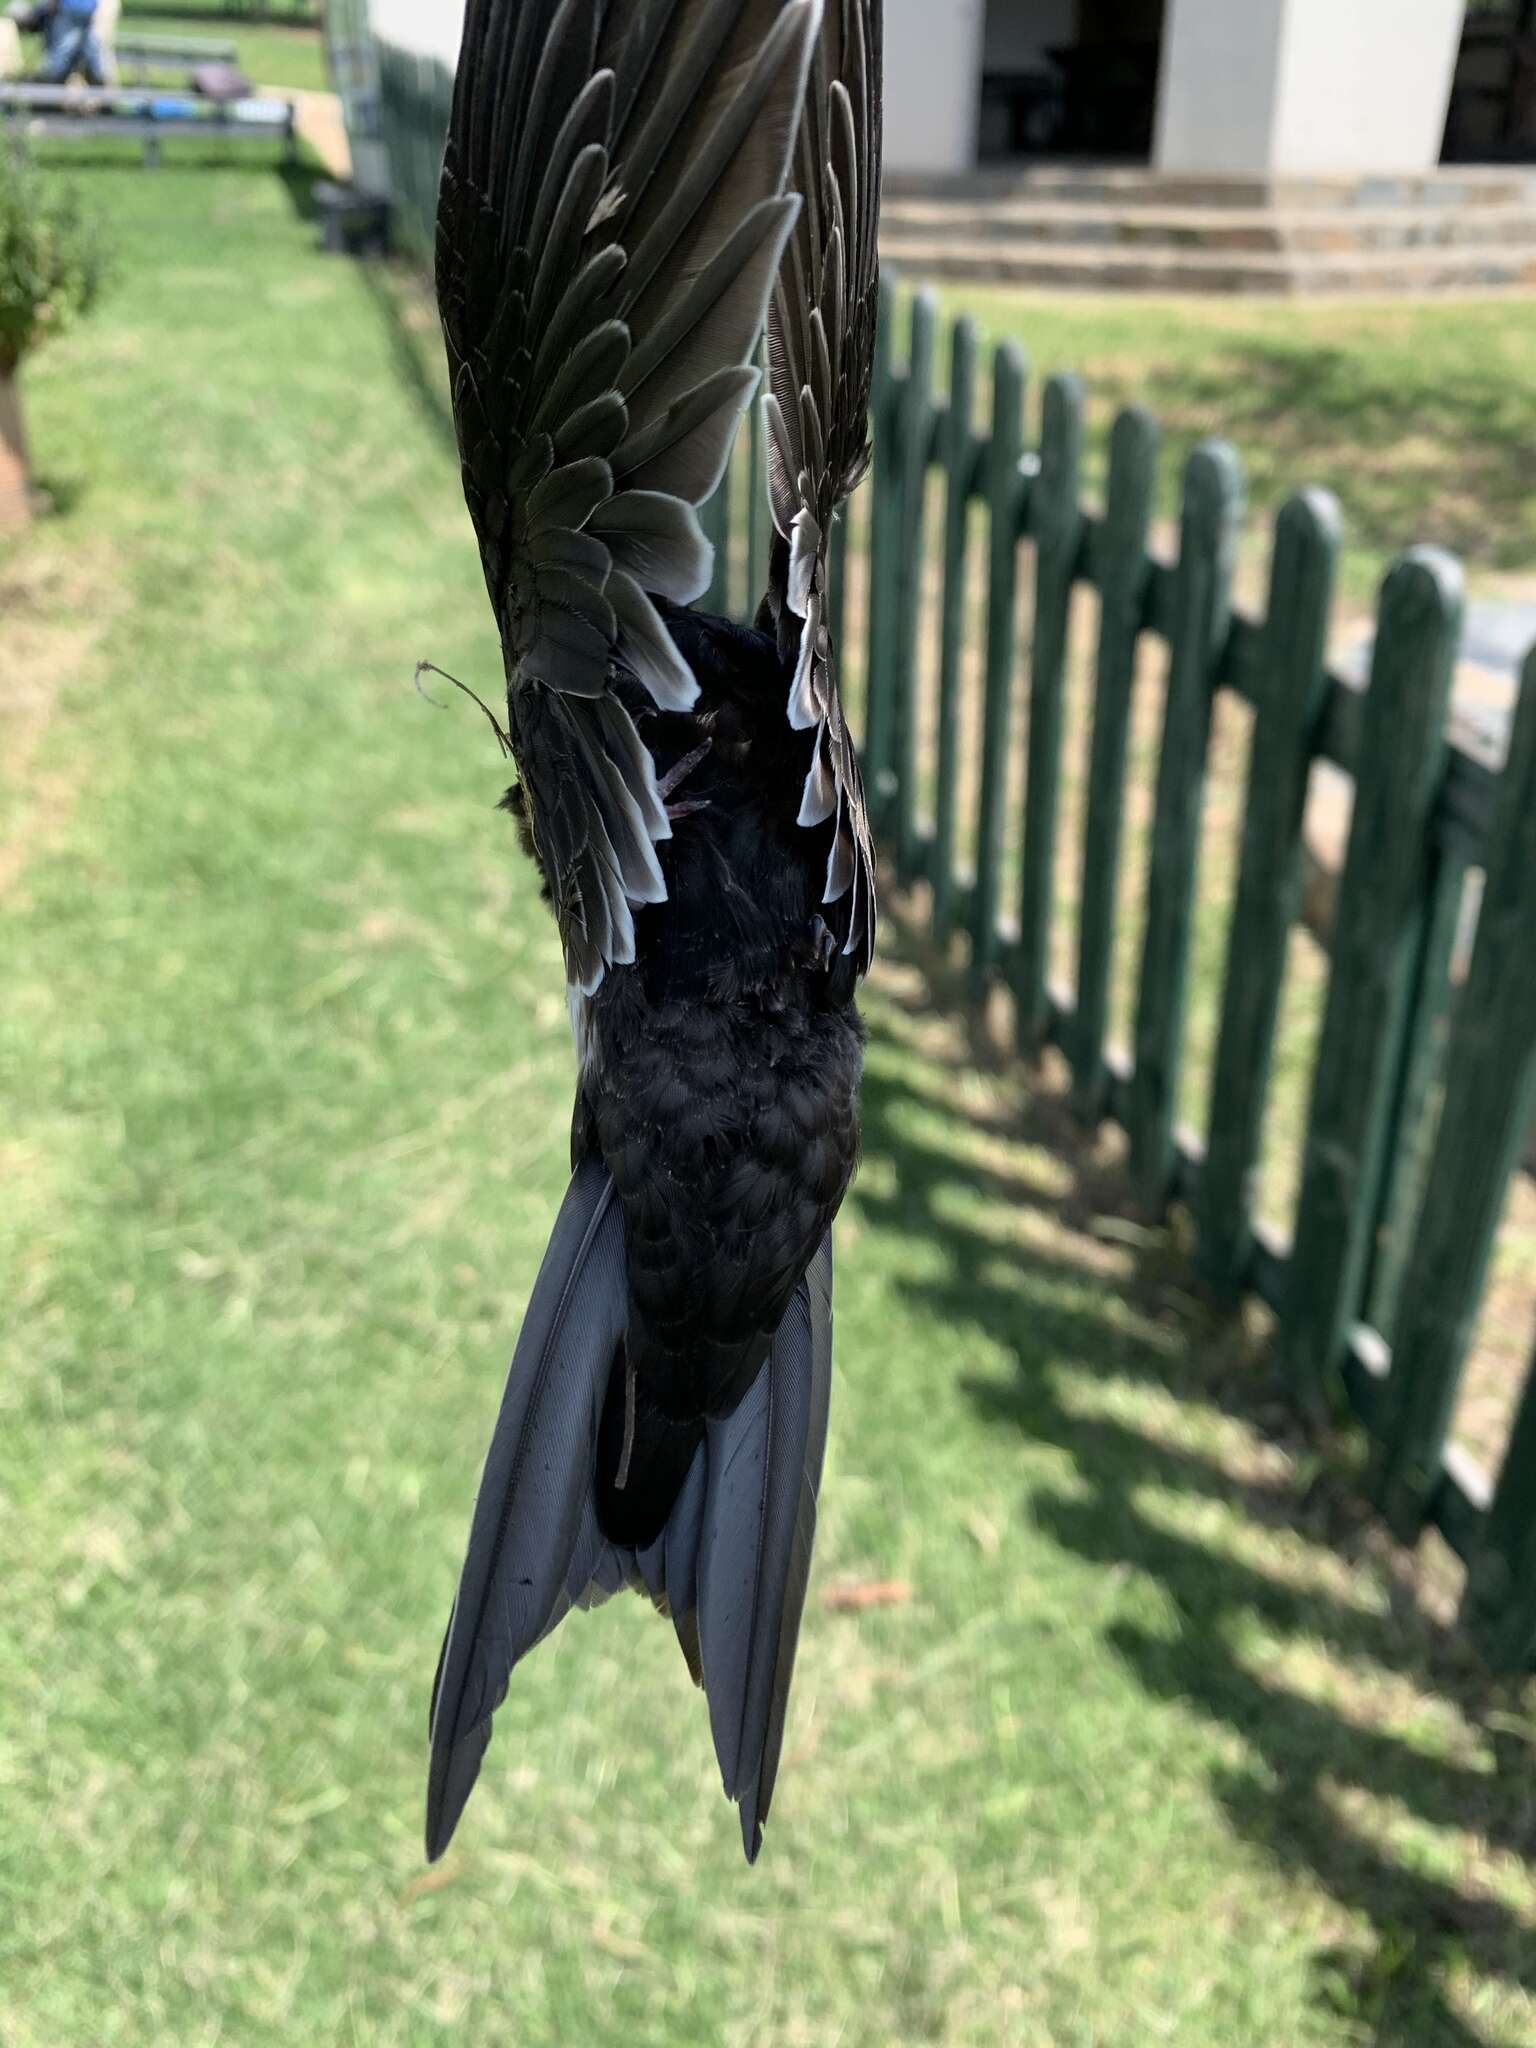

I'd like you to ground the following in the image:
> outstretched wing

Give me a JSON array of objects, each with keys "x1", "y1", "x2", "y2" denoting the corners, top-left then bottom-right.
[
  {"x1": 761, "y1": 0, "x2": 881, "y2": 975},
  {"x1": 437, "y1": 0, "x2": 820, "y2": 992}
]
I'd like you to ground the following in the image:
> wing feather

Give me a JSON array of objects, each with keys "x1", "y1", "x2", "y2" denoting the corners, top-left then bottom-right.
[
  {"x1": 761, "y1": 0, "x2": 882, "y2": 974},
  {"x1": 438, "y1": 0, "x2": 822, "y2": 989}
]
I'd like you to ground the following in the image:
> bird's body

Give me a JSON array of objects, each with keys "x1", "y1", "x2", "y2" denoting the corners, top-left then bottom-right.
[
  {"x1": 426, "y1": 0, "x2": 882, "y2": 1863},
  {"x1": 569, "y1": 606, "x2": 865, "y2": 1545}
]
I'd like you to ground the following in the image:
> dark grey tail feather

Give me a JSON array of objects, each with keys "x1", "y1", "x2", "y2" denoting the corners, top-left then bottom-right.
[
  {"x1": 426, "y1": 1159, "x2": 626, "y2": 1862},
  {"x1": 697, "y1": 1234, "x2": 834, "y2": 1862},
  {"x1": 426, "y1": 1174, "x2": 833, "y2": 1866}
]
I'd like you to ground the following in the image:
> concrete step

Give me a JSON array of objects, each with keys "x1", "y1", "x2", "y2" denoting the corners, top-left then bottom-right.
[
  {"x1": 880, "y1": 198, "x2": 1536, "y2": 258},
  {"x1": 882, "y1": 166, "x2": 1536, "y2": 212},
  {"x1": 877, "y1": 234, "x2": 1536, "y2": 294}
]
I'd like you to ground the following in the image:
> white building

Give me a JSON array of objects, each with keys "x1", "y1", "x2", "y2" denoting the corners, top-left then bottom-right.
[{"x1": 338, "y1": 0, "x2": 1535, "y2": 221}]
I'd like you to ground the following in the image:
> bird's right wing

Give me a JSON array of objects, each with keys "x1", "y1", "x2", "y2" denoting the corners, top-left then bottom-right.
[
  {"x1": 436, "y1": 0, "x2": 820, "y2": 992},
  {"x1": 761, "y1": 0, "x2": 882, "y2": 975}
]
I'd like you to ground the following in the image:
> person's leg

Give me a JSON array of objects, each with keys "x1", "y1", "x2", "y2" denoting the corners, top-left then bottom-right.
[
  {"x1": 36, "y1": 21, "x2": 88, "y2": 82},
  {"x1": 81, "y1": 27, "x2": 109, "y2": 84}
]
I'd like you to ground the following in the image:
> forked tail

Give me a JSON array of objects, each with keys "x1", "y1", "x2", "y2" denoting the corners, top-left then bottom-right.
[{"x1": 426, "y1": 1159, "x2": 833, "y2": 1864}]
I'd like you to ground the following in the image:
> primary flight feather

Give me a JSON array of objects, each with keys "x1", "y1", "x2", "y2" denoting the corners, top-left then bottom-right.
[{"x1": 427, "y1": 0, "x2": 882, "y2": 1864}]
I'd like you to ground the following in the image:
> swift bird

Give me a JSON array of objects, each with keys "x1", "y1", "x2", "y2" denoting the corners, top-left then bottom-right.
[{"x1": 426, "y1": 0, "x2": 882, "y2": 1865}]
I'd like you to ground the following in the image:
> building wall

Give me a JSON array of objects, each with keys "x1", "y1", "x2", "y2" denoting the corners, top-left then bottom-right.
[
  {"x1": 885, "y1": 0, "x2": 986, "y2": 173},
  {"x1": 1155, "y1": 0, "x2": 1467, "y2": 177}
]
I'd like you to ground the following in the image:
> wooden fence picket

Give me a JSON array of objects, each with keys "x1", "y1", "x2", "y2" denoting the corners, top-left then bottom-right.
[
  {"x1": 1376, "y1": 648, "x2": 1536, "y2": 1538},
  {"x1": 1015, "y1": 375, "x2": 1084, "y2": 1051},
  {"x1": 1282, "y1": 551, "x2": 1463, "y2": 1412},
  {"x1": 1197, "y1": 490, "x2": 1340, "y2": 1299},
  {"x1": 1128, "y1": 441, "x2": 1243, "y2": 1216}
]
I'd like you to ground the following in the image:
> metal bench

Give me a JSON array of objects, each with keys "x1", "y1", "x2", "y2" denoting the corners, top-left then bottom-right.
[{"x1": 0, "y1": 82, "x2": 295, "y2": 165}]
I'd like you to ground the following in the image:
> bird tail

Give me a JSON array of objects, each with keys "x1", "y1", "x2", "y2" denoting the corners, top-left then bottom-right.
[{"x1": 425, "y1": 1157, "x2": 834, "y2": 1866}]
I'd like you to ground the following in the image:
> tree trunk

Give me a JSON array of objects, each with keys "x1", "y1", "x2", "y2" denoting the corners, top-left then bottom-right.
[{"x1": 0, "y1": 370, "x2": 33, "y2": 535}]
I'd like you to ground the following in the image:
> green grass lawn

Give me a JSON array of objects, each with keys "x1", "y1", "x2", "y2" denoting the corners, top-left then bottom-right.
[
  {"x1": 115, "y1": 11, "x2": 326, "y2": 91},
  {"x1": 921, "y1": 285, "x2": 1536, "y2": 607},
  {"x1": 3, "y1": 161, "x2": 1535, "y2": 2047}
]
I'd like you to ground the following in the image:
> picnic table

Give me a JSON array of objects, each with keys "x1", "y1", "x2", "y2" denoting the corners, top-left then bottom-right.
[{"x1": 0, "y1": 80, "x2": 294, "y2": 164}]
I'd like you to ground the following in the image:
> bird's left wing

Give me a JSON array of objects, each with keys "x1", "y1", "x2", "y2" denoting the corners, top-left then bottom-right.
[{"x1": 436, "y1": 0, "x2": 820, "y2": 991}]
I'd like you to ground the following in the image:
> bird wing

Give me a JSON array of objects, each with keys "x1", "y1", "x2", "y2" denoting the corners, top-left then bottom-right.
[
  {"x1": 760, "y1": 0, "x2": 882, "y2": 974},
  {"x1": 437, "y1": 0, "x2": 821, "y2": 992}
]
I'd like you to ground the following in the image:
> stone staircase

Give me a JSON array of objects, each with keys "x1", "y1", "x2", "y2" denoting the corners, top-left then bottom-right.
[{"x1": 880, "y1": 167, "x2": 1536, "y2": 293}]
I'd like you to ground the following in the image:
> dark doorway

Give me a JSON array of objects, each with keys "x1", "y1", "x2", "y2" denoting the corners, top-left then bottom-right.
[
  {"x1": 978, "y1": 0, "x2": 1166, "y2": 164},
  {"x1": 1443, "y1": 0, "x2": 1536, "y2": 161}
]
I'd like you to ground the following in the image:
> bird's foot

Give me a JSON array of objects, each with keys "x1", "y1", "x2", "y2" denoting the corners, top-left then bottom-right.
[{"x1": 658, "y1": 739, "x2": 712, "y2": 823}]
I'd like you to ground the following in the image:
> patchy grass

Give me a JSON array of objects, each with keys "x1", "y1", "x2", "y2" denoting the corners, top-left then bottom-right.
[
  {"x1": 922, "y1": 286, "x2": 1536, "y2": 605},
  {"x1": 2, "y1": 160, "x2": 1534, "y2": 2048}
]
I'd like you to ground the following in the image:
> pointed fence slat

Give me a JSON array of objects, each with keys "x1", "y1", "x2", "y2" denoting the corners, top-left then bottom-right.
[
  {"x1": 861, "y1": 277, "x2": 901, "y2": 827},
  {"x1": 1128, "y1": 441, "x2": 1244, "y2": 1215},
  {"x1": 1015, "y1": 375, "x2": 1085, "y2": 1050},
  {"x1": 932, "y1": 316, "x2": 979, "y2": 936},
  {"x1": 1361, "y1": 840, "x2": 1468, "y2": 1344},
  {"x1": 827, "y1": 491, "x2": 850, "y2": 679},
  {"x1": 700, "y1": 472, "x2": 731, "y2": 618},
  {"x1": 1375, "y1": 648, "x2": 1536, "y2": 1537},
  {"x1": 1282, "y1": 550, "x2": 1464, "y2": 1411},
  {"x1": 969, "y1": 342, "x2": 1027, "y2": 989},
  {"x1": 893, "y1": 293, "x2": 938, "y2": 885},
  {"x1": 1197, "y1": 491, "x2": 1340, "y2": 1298},
  {"x1": 746, "y1": 374, "x2": 770, "y2": 622},
  {"x1": 1071, "y1": 408, "x2": 1159, "y2": 1123}
]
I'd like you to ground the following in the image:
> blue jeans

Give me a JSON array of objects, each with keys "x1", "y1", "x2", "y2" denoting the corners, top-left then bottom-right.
[{"x1": 39, "y1": 19, "x2": 109, "y2": 86}]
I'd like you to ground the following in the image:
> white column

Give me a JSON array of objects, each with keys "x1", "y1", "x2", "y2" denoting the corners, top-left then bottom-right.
[
  {"x1": 1269, "y1": 0, "x2": 1466, "y2": 176},
  {"x1": 1154, "y1": 0, "x2": 1467, "y2": 179},
  {"x1": 883, "y1": 0, "x2": 987, "y2": 176},
  {"x1": 1153, "y1": 0, "x2": 1288, "y2": 178}
]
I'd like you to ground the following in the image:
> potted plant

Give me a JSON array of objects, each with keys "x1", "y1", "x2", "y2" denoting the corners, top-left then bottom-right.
[{"x1": 0, "y1": 150, "x2": 105, "y2": 533}]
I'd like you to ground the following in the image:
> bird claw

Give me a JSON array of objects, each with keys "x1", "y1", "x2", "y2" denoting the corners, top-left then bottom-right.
[
  {"x1": 657, "y1": 739, "x2": 712, "y2": 801},
  {"x1": 809, "y1": 916, "x2": 838, "y2": 969},
  {"x1": 666, "y1": 798, "x2": 711, "y2": 822}
]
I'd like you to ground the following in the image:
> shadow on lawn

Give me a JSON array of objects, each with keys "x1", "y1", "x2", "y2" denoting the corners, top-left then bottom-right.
[
  {"x1": 271, "y1": 164, "x2": 458, "y2": 463},
  {"x1": 859, "y1": 909, "x2": 1536, "y2": 2048}
]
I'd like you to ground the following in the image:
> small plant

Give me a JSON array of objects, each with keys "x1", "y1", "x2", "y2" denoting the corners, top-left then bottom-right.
[{"x1": 0, "y1": 149, "x2": 106, "y2": 531}]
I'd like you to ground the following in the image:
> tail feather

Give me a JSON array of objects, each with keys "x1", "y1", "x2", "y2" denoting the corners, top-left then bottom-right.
[
  {"x1": 426, "y1": 1159, "x2": 625, "y2": 1862},
  {"x1": 698, "y1": 1235, "x2": 834, "y2": 1861},
  {"x1": 425, "y1": 1167, "x2": 834, "y2": 1866}
]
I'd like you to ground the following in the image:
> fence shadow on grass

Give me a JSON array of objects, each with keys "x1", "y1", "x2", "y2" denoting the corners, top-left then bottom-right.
[
  {"x1": 355, "y1": 257, "x2": 458, "y2": 464},
  {"x1": 858, "y1": 905, "x2": 1536, "y2": 2048}
]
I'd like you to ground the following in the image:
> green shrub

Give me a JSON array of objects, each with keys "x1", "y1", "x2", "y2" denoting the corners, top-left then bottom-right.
[{"x1": 0, "y1": 150, "x2": 107, "y2": 379}]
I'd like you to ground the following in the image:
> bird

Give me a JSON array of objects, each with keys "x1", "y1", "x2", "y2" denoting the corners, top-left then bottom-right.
[{"x1": 425, "y1": 0, "x2": 882, "y2": 1866}]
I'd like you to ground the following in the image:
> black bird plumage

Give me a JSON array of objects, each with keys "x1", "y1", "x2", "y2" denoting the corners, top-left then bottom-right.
[{"x1": 426, "y1": 0, "x2": 882, "y2": 1864}]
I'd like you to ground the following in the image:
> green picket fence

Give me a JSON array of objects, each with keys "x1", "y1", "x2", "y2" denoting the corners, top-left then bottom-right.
[
  {"x1": 375, "y1": 44, "x2": 452, "y2": 258},
  {"x1": 824, "y1": 281, "x2": 1536, "y2": 1672},
  {"x1": 368, "y1": 43, "x2": 1536, "y2": 1667}
]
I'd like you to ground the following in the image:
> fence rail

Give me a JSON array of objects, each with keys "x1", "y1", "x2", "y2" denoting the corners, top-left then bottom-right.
[{"x1": 368, "y1": 47, "x2": 1536, "y2": 1669}]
